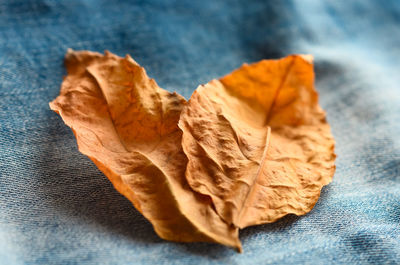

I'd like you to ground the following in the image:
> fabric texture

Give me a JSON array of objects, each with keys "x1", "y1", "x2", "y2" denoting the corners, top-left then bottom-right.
[{"x1": 0, "y1": 0, "x2": 399, "y2": 264}]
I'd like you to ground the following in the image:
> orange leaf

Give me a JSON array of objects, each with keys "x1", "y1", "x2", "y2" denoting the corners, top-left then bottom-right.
[
  {"x1": 49, "y1": 50, "x2": 241, "y2": 251},
  {"x1": 179, "y1": 55, "x2": 336, "y2": 228}
]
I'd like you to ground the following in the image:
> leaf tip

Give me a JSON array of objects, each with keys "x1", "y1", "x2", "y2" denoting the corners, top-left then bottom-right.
[
  {"x1": 236, "y1": 243, "x2": 243, "y2": 253},
  {"x1": 299, "y1": 54, "x2": 314, "y2": 63}
]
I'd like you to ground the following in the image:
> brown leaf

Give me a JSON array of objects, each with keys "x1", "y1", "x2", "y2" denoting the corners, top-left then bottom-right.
[
  {"x1": 179, "y1": 55, "x2": 336, "y2": 228},
  {"x1": 49, "y1": 50, "x2": 241, "y2": 250}
]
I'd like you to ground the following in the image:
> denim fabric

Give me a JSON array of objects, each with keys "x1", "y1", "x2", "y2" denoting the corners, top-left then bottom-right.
[{"x1": 0, "y1": 0, "x2": 399, "y2": 264}]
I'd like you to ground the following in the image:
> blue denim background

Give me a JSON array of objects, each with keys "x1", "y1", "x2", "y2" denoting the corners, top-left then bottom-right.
[{"x1": 1, "y1": 0, "x2": 399, "y2": 264}]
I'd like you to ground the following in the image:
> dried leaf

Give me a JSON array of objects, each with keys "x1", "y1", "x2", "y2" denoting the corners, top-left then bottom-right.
[
  {"x1": 49, "y1": 50, "x2": 241, "y2": 250},
  {"x1": 179, "y1": 55, "x2": 336, "y2": 228}
]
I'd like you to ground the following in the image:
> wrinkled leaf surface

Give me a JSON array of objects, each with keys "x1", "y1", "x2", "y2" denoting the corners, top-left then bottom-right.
[
  {"x1": 50, "y1": 50, "x2": 241, "y2": 250},
  {"x1": 179, "y1": 55, "x2": 336, "y2": 228}
]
